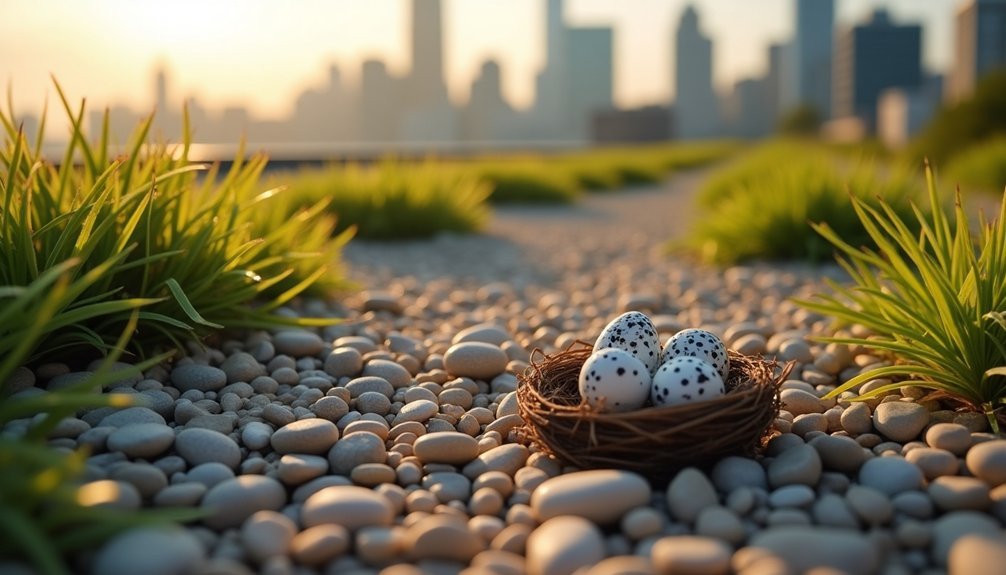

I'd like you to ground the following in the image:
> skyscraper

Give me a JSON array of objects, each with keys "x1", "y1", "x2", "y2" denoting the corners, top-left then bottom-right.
[
  {"x1": 464, "y1": 59, "x2": 514, "y2": 142},
  {"x1": 783, "y1": 0, "x2": 835, "y2": 120},
  {"x1": 673, "y1": 5, "x2": 719, "y2": 140},
  {"x1": 947, "y1": 0, "x2": 1006, "y2": 102},
  {"x1": 833, "y1": 9, "x2": 922, "y2": 131},
  {"x1": 566, "y1": 26, "x2": 614, "y2": 140},
  {"x1": 534, "y1": 0, "x2": 570, "y2": 137},
  {"x1": 403, "y1": 0, "x2": 457, "y2": 142}
]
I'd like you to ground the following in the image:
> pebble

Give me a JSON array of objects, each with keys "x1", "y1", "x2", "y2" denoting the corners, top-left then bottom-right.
[
  {"x1": 928, "y1": 476, "x2": 991, "y2": 511},
  {"x1": 858, "y1": 456, "x2": 924, "y2": 496},
  {"x1": 270, "y1": 418, "x2": 340, "y2": 454},
  {"x1": 362, "y1": 359, "x2": 413, "y2": 388},
  {"x1": 811, "y1": 493, "x2": 860, "y2": 529},
  {"x1": 77, "y1": 479, "x2": 142, "y2": 510},
  {"x1": 324, "y1": 347, "x2": 364, "y2": 378},
  {"x1": 694, "y1": 506, "x2": 746, "y2": 546},
  {"x1": 924, "y1": 422, "x2": 972, "y2": 455},
  {"x1": 965, "y1": 439, "x2": 1006, "y2": 487},
  {"x1": 845, "y1": 484, "x2": 893, "y2": 526},
  {"x1": 747, "y1": 526, "x2": 879, "y2": 574},
  {"x1": 220, "y1": 352, "x2": 265, "y2": 384},
  {"x1": 462, "y1": 443, "x2": 530, "y2": 479},
  {"x1": 327, "y1": 431, "x2": 387, "y2": 475},
  {"x1": 710, "y1": 456, "x2": 767, "y2": 492},
  {"x1": 808, "y1": 434, "x2": 868, "y2": 474},
  {"x1": 526, "y1": 516, "x2": 605, "y2": 575},
  {"x1": 240, "y1": 421, "x2": 273, "y2": 451},
  {"x1": 170, "y1": 364, "x2": 227, "y2": 392},
  {"x1": 767, "y1": 443, "x2": 822, "y2": 488},
  {"x1": 174, "y1": 428, "x2": 242, "y2": 469},
  {"x1": 651, "y1": 535, "x2": 732, "y2": 575},
  {"x1": 98, "y1": 407, "x2": 166, "y2": 428},
  {"x1": 392, "y1": 399, "x2": 440, "y2": 425},
  {"x1": 413, "y1": 431, "x2": 479, "y2": 465},
  {"x1": 106, "y1": 422, "x2": 175, "y2": 459},
  {"x1": 92, "y1": 526, "x2": 205, "y2": 575},
  {"x1": 301, "y1": 485, "x2": 395, "y2": 530},
  {"x1": 277, "y1": 454, "x2": 330, "y2": 485},
  {"x1": 666, "y1": 467, "x2": 720, "y2": 523},
  {"x1": 452, "y1": 323, "x2": 511, "y2": 346},
  {"x1": 872, "y1": 401, "x2": 929, "y2": 443},
  {"x1": 443, "y1": 342, "x2": 508, "y2": 380},
  {"x1": 272, "y1": 330, "x2": 324, "y2": 357},
  {"x1": 404, "y1": 514, "x2": 485, "y2": 562},
  {"x1": 531, "y1": 469, "x2": 651, "y2": 524},
  {"x1": 186, "y1": 462, "x2": 235, "y2": 488},
  {"x1": 768, "y1": 484, "x2": 816, "y2": 508},
  {"x1": 780, "y1": 388, "x2": 823, "y2": 415},
  {"x1": 200, "y1": 475, "x2": 286, "y2": 530},
  {"x1": 290, "y1": 524, "x2": 351, "y2": 565},
  {"x1": 904, "y1": 447, "x2": 959, "y2": 479},
  {"x1": 240, "y1": 510, "x2": 297, "y2": 563},
  {"x1": 839, "y1": 401, "x2": 873, "y2": 435},
  {"x1": 931, "y1": 510, "x2": 1002, "y2": 566},
  {"x1": 948, "y1": 534, "x2": 1006, "y2": 575},
  {"x1": 153, "y1": 482, "x2": 207, "y2": 507}
]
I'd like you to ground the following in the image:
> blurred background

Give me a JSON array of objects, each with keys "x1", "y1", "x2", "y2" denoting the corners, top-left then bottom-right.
[{"x1": 0, "y1": 0, "x2": 1000, "y2": 158}]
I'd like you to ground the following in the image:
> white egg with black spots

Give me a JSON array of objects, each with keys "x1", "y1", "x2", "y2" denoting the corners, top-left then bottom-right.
[
  {"x1": 578, "y1": 348, "x2": 651, "y2": 413},
  {"x1": 661, "y1": 328, "x2": 729, "y2": 379},
  {"x1": 651, "y1": 356, "x2": 725, "y2": 407},
  {"x1": 593, "y1": 311, "x2": 661, "y2": 375}
]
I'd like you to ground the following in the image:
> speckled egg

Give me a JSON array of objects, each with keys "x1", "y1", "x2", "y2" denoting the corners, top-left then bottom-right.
[
  {"x1": 661, "y1": 328, "x2": 730, "y2": 379},
  {"x1": 651, "y1": 356, "x2": 725, "y2": 407},
  {"x1": 593, "y1": 311, "x2": 661, "y2": 375},
  {"x1": 578, "y1": 348, "x2": 652, "y2": 413}
]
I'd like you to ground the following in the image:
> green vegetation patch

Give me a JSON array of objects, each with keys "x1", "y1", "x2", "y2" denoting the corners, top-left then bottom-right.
[{"x1": 944, "y1": 137, "x2": 1006, "y2": 195}]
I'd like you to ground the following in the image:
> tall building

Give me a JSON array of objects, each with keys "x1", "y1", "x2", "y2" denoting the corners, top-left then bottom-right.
[
  {"x1": 947, "y1": 0, "x2": 1006, "y2": 102},
  {"x1": 566, "y1": 27, "x2": 614, "y2": 140},
  {"x1": 783, "y1": 0, "x2": 835, "y2": 119},
  {"x1": 534, "y1": 0, "x2": 571, "y2": 138},
  {"x1": 673, "y1": 5, "x2": 719, "y2": 140},
  {"x1": 464, "y1": 59, "x2": 515, "y2": 141},
  {"x1": 766, "y1": 43, "x2": 786, "y2": 128},
  {"x1": 725, "y1": 78, "x2": 772, "y2": 139},
  {"x1": 833, "y1": 9, "x2": 922, "y2": 131},
  {"x1": 360, "y1": 59, "x2": 400, "y2": 142},
  {"x1": 403, "y1": 0, "x2": 457, "y2": 142}
]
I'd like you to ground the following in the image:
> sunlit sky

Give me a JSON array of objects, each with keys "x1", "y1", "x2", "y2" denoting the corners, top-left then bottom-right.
[{"x1": 2, "y1": 0, "x2": 957, "y2": 120}]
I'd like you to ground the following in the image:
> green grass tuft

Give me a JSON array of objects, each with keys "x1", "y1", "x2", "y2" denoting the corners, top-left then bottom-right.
[{"x1": 944, "y1": 137, "x2": 1006, "y2": 195}]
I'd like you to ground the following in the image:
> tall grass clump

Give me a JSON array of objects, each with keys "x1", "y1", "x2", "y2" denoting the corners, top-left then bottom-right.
[
  {"x1": 1, "y1": 82, "x2": 346, "y2": 363},
  {"x1": 278, "y1": 160, "x2": 491, "y2": 239},
  {"x1": 944, "y1": 137, "x2": 1006, "y2": 195},
  {"x1": 683, "y1": 141, "x2": 921, "y2": 264},
  {"x1": 797, "y1": 166, "x2": 1006, "y2": 430},
  {"x1": 469, "y1": 157, "x2": 581, "y2": 204}
]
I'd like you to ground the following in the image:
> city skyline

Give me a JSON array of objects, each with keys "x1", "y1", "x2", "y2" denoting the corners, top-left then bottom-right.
[{"x1": 2, "y1": 0, "x2": 957, "y2": 121}]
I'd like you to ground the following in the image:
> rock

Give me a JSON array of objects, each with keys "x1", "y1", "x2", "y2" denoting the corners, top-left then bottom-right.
[
  {"x1": 278, "y1": 453, "x2": 330, "y2": 486},
  {"x1": 362, "y1": 359, "x2": 412, "y2": 389},
  {"x1": 361, "y1": 291, "x2": 404, "y2": 314},
  {"x1": 302, "y1": 485, "x2": 395, "y2": 530},
  {"x1": 780, "y1": 388, "x2": 824, "y2": 416},
  {"x1": 345, "y1": 376, "x2": 395, "y2": 399},
  {"x1": 219, "y1": 352, "x2": 265, "y2": 384},
  {"x1": 413, "y1": 431, "x2": 479, "y2": 465},
  {"x1": 290, "y1": 524, "x2": 351, "y2": 566},
  {"x1": 858, "y1": 456, "x2": 924, "y2": 496},
  {"x1": 710, "y1": 456, "x2": 767, "y2": 492},
  {"x1": 584, "y1": 555, "x2": 655, "y2": 575},
  {"x1": 839, "y1": 402, "x2": 873, "y2": 435},
  {"x1": 106, "y1": 422, "x2": 175, "y2": 459},
  {"x1": 965, "y1": 439, "x2": 1006, "y2": 487},
  {"x1": 392, "y1": 399, "x2": 439, "y2": 425},
  {"x1": 453, "y1": 323, "x2": 511, "y2": 346},
  {"x1": 422, "y1": 471, "x2": 471, "y2": 503},
  {"x1": 526, "y1": 516, "x2": 605, "y2": 575},
  {"x1": 904, "y1": 447, "x2": 959, "y2": 479},
  {"x1": 270, "y1": 418, "x2": 340, "y2": 455},
  {"x1": 844, "y1": 485, "x2": 893, "y2": 526},
  {"x1": 651, "y1": 535, "x2": 731, "y2": 575},
  {"x1": 462, "y1": 443, "x2": 530, "y2": 479},
  {"x1": 201, "y1": 475, "x2": 286, "y2": 530},
  {"x1": 928, "y1": 476, "x2": 991, "y2": 511},
  {"x1": 186, "y1": 462, "x2": 235, "y2": 488},
  {"x1": 404, "y1": 514, "x2": 485, "y2": 562},
  {"x1": 185, "y1": 414, "x2": 236, "y2": 434},
  {"x1": 767, "y1": 444, "x2": 822, "y2": 488},
  {"x1": 931, "y1": 511, "x2": 1002, "y2": 566},
  {"x1": 666, "y1": 468, "x2": 720, "y2": 523},
  {"x1": 443, "y1": 342, "x2": 508, "y2": 380},
  {"x1": 240, "y1": 510, "x2": 297, "y2": 563},
  {"x1": 240, "y1": 421, "x2": 273, "y2": 451},
  {"x1": 175, "y1": 428, "x2": 242, "y2": 469},
  {"x1": 872, "y1": 401, "x2": 928, "y2": 443},
  {"x1": 98, "y1": 407, "x2": 166, "y2": 428},
  {"x1": 768, "y1": 485, "x2": 815, "y2": 508},
  {"x1": 808, "y1": 434, "x2": 868, "y2": 474},
  {"x1": 153, "y1": 483, "x2": 207, "y2": 508},
  {"x1": 694, "y1": 506, "x2": 746, "y2": 546},
  {"x1": 170, "y1": 364, "x2": 227, "y2": 393},
  {"x1": 327, "y1": 431, "x2": 386, "y2": 475},
  {"x1": 924, "y1": 423, "x2": 972, "y2": 455},
  {"x1": 531, "y1": 470, "x2": 651, "y2": 524},
  {"x1": 747, "y1": 526, "x2": 879, "y2": 574},
  {"x1": 324, "y1": 347, "x2": 364, "y2": 378},
  {"x1": 272, "y1": 330, "x2": 324, "y2": 357},
  {"x1": 948, "y1": 534, "x2": 1006, "y2": 575},
  {"x1": 77, "y1": 480, "x2": 141, "y2": 510},
  {"x1": 92, "y1": 526, "x2": 205, "y2": 575},
  {"x1": 811, "y1": 493, "x2": 860, "y2": 529}
]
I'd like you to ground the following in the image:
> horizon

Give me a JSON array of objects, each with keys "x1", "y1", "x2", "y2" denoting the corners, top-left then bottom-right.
[{"x1": 2, "y1": 0, "x2": 956, "y2": 124}]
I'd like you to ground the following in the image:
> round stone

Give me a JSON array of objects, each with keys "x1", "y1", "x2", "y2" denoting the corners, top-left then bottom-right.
[
  {"x1": 201, "y1": 475, "x2": 286, "y2": 530},
  {"x1": 932, "y1": 511, "x2": 1002, "y2": 566},
  {"x1": 808, "y1": 434, "x2": 869, "y2": 474},
  {"x1": 270, "y1": 418, "x2": 340, "y2": 455},
  {"x1": 651, "y1": 535, "x2": 732, "y2": 575},
  {"x1": 925, "y1": 423, "x2": 972, "y2": 455},
  {"x1": 98, "y1": 407, "x2": 166, "y2": 428},
  {"x1": 845, "y1": 485, "x2": 893, "y2": 526},
  {"x1": 949, "y1": 534, "x2": 1006, "y2": 575},
  {"x1": 526, "y1": 516, "x2": 605, "y2": 575},
  {"x1": 106, "y1": 423, "x2": 175, "y2": 459},
  {"x1": 767, "y1": 444, "x2": 822, "y2": 488},
  {"x1": 240, "y1": 510, "x2": 297, "y2": 563},
  {"x1": 175, "y1": 428, "x2": 241, "y2": 469},
  {"x1": 694, "y1": 506, "x2": 746, "y2": 546},
  {"x1": 219, "y1": 352, "x2": 265, "y2": 384},
  {"x1": 404, "y1": 514, "x2": 485, "y2": 562},
  {"x1": 872, "y1": 401, "x2": 929, "y2": 443},
  {"x1": 768, "y1": 485, "x2": 816, "y2": 508},
  {"x1": 531, "y1": 470, "x2": 651, "y2": 524},
  {"x1": 301, "y1": 485, "x2": 395, "y2": 530},
  {"x1": 905, "y1": 447, "x2": 959, "y2": 479},
  {"x1": 965, "y1": 439, "x2": 1006, "y2": 487},
  {"x1": 290, "y1": 524, "x2": 351, "y2": 566},
  {"x1": 781, "y1": 388, "x2": 824, "y2": 416},
  {"x1": 362, "y1": 359, "x2": 412, "y2": 388},
  {"x1": 840, "y1": 402, "x2": 873, "y2": 435},
  {"x1": 858, "y1": 456, "x2": 924, "y2": 496},
  {"x1": 443, "y1": 342, "x2": 508, "y2": 380},
  {"x1": 327, "y1": 431, "x2": 386, "y2": 476},
  {"x1": 392, "y1": 399, "x2": 439, "y2": 425},
  {"x1": 272, "y1": 330, "x2": 324, "y2": 357},
  {"x1": 413, "y1": 431, "x2": 479, "y2": 465},
  {"x1": 462, "y1": 444, "x2": 530, "y2": 479},
  {"x1": 324, "y1": 347, "x2": 364, "y2": 378},
  {"x1": 241, "y1": 421, "x2": 273, "y2": 451},
  {"x1": 666, "y1": 467, "x2": 719, "y2": 523},
  {"x1": 452, "y1": 324, "x2": 511, "y2": 345},
  {"x1": 748, "y1": 526, "x2": 879, "y2": 574},
  {"x1": 92, "y1": 526, "x2": 204, "y2": 575},
  {"x1": 169, "y1": 364, "x2": 227, "y2": 393},
  {"x1": 928, "y1": 476, "x2": 991, "y2": 511},
  {"x1": 711, "y1": 456, "x2": 767, "y2": 492}
]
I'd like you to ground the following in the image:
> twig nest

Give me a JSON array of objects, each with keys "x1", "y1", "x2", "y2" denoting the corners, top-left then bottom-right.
[{"x1": 517, "y1": 341, "x2": 791, "y2": 483}]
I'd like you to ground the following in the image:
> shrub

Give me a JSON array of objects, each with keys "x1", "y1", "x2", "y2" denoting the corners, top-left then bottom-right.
[
  {"x1": 944, "y1": 137, "x2": 1006, "y2": 194},
  {"x1": 277, "y1": 160, "x2": 491, "y2": 239},
  {"x1": 471, "y1": 159, "x2": 581, "y2": 204},
  {"x1": 797, "y1": 166, "x2": 1006, "y2": 431}
]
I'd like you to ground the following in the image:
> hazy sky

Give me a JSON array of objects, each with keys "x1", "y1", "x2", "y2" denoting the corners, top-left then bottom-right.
[{"x1": 1, "y1": 0, "x2": 957, "y2": 120}]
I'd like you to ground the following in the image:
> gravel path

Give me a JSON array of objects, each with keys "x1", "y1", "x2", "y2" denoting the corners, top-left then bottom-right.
[{"x1": 8, "y1": 167, "x2": 1006, "y2": 575}]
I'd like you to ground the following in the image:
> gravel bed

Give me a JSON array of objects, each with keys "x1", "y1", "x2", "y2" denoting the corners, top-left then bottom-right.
[{"x1": 4, "y1": 169, "x2": 1006, "y2": 575}]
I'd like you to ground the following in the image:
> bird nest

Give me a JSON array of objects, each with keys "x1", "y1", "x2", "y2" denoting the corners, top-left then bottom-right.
[{"x1": 517, "y1": 341, "x2": 792, "y2": 483}]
